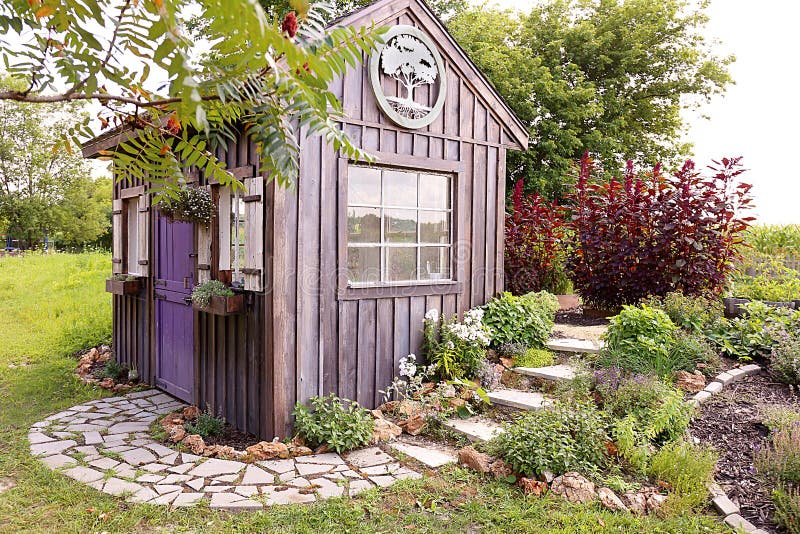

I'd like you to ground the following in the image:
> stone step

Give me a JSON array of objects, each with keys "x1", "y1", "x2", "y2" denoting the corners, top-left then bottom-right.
[
  {"x1": 545, "y1": 338, "x2": 602, "y2": 354},
  {"x1": 390, "y1": 441, "x2": 457, "y2": 468},
  {"x1": 442, "y1": 417, "x2": 505, "y2": 442},
  {"x1": 487, "y1": 389, "x2": 551, "y2": 411},
  {"x1": 513, "y1": 364, "x2": 576, "y2": 381}
]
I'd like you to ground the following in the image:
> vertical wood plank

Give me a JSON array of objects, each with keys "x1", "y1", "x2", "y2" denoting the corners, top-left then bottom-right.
[
  {"x1": 496, "y1": 148, "x2": 507, "y2": 293},
  {"x1": 485, "y1": 146, "x2": 498, "y2": 298},
  {"x1": 409, "y1": 296, "x2": 425, "y2": 364},
  {"x1": 392, "y1": 297, "x2": 410, "y2": 380},
  {"x1": 471, "y1": 144, "x2": 488, "y2": 307},
  {"x1": 338, "y1": 300, "x2": 358, "y2": 401},
  {"x1": 375, "y1": 299, "x2": 394, "y2": 407},
  {"x1": 356, "y1": 299, "x2": 376, "y2": 407},
  {"x1": 320, "y1": 139, "x2": 339, "y2": 396},
  {"x1": 112, "y1": 198, "x2": 123, "y2": 274}
]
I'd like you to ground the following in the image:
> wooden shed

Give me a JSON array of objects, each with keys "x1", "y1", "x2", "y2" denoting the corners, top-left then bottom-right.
[{"x1": 83, "y1": 0, "x2": 529, "y2": 440}]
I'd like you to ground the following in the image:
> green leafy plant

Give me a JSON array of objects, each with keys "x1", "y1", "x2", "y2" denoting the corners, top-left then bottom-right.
[
  {"x1": 423, "y1": 309, "x2": 491, "y2": 381},
  {"x1": 648, "y1": 440, "x2": 717, "y2": 514},
  {"x1": 773, "y1": 485, "x2": 800, "y2": 534},
  {"x1": 763, "y1": 408, "x2": 800, "y2": 435},
  {"x1": 494, "y1": 400, "x2": 607, "y2": 476},
  {"x1": 599, "y1": 305, "x2": 681, "y2": 376},
  {"x1": 481, "y1": 291, "x2": 558, "y2": 348},
  {"x1": 155, "y1": 184, "x2": 215, "y2": 225},
  {"x1": 729, "y1": 252, "x2": 800, "y2": 302},
  {"x1": 642, "y1": 291, "x2": 724, "y2": 333},
  {"x1": 594, "y1": 369, "x2": 693, "y2": 471},
  {"x1": 191, "y1": 280, "x2": 235, "y2": 308},
  {"x1": 95, "y1": 358, "x2": 127, "y2": 381},
  {"x1": 293, "y1": 394, "x2": 374, "y2": 454},
  {"x1": 771, "y1": 330, "x2": 800, "y2": 385},
  {"x1": 514, "y1": 348, "x2": 555, "y2": 369},
  {"x1": 110, "y1": 274, "x2": 138, "y2": 282},
  {"x1": 709, "y1": 301, "x2": 800, "y2": 361},
  {"x1": 668, "y1": 330, "x2": 721, "y2": 377},
  {"x1": 184, "y1": 409, "x2": 225, "y2": 438}
]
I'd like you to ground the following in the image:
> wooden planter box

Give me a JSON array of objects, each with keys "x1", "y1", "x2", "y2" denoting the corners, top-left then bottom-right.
[
  {"x1": 723, "y1": 297, "x2": 797, "y2": 318},
  {"x1": 106, "y1": 278, "x2": 142, "y2": 296},
  {"x1": 192, "y1": 294, "x2": 245, "y2": 316},
  {"x1": 582, "y1": 306, "x2": 621, "y2": 319}
]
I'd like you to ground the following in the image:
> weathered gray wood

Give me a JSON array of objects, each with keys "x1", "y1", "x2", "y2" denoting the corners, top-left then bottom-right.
[
  {"x1": 356, "y1": 299, "x2": 377, "y2": 406},
  {"x1": 217, "y1": 186, "x2": 231, "y2": 273},
  {"x1": 243, "y1": 177, "x2": 264, "y2": 291},
  {"x1": 136, "y1": 194, "x2": 150, "y2": 277},
  {"x1": 112, "y1": 198, "x2": 124, "y2": 274},
  {"x1": 197, "y1": 186, "x2": 213, "y2": 284}
]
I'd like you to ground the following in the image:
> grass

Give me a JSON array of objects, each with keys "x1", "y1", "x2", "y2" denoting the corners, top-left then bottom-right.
[{"x1": 0, "y1": 252, "x2": 725, "y2": 533}]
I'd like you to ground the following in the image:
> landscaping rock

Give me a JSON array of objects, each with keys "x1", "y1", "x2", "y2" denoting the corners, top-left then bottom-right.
[
  {"x1": 288, "y1": 445, "x2": 313, "y2": 457},
  {"x1": 550, "y1": 472, "x2": 595, "y2": 504},
  {"x1": 489, "y1": 459, "x2": 514, "y2": 480},
  {"x1": 518, "y1": 478, "x2": 547, "y2": 496},
  {"x1": 597, "y1": 487, "x2": 628, "y2": 512},
  {"x1": 182, "y1": 406, "x2": 201, "y2": 420},
  {"x1": 458, "y1": 446, "x2": 491, "y2": 473},
  {"x1": 372, "y1": 418, "x2": 402, "y2": 443},
  {"x1": 376, "y1": 401, "x2": 399, "y2": 413},
  {"x1": 644, "y1": 491, "x2": 667, "y2": 513},
  {"x1": 181, "y1": 434, "x2": 206, "y2": 455},
  {"x1": 675, "y1": 370, "x2": 706, "y2": 393},
  {"x1": 246, "y1": 441, "x2": 289, "y2": 460},
  {"x1": 391, "y1": 442, "x2": 456, "y2": 468},
  {"x1": 621, "y1": 491, "x2": 647, "y2": 515},
  {"x1": 399, "y1": 414, "x2": 426, "y2": 436}
]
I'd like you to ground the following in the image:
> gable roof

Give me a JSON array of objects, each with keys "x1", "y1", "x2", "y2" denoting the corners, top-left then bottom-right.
[{"x1": 333, "y1": 0, "x2": 529, "y2": 151}]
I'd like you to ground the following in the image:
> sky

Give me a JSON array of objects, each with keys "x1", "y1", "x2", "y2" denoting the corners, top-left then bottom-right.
[{"x1": 477, "y1": 0, "x2": 800, "y2": 224}]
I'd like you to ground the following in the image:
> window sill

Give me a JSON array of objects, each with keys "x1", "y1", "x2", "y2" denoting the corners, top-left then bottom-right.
[{"x1": 337, "y1": 281, "x2": 463, "y2": 301}]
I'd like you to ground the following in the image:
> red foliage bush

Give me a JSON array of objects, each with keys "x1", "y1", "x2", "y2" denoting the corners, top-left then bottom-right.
[
  {"x1": 504, "y1": 179, "x2": 569, "y2": 295},
  {"x1": 567, "y1": 154, "x2": 754, "y2": 308}
]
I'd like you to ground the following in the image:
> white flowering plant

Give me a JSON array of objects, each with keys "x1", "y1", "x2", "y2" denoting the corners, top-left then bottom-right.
[
  {"x1": 156, "y1": 183, "x2": 215, "y2": 226},
  {"x1": 422, "y1": 307, "x2": 492, "y2": 381}
]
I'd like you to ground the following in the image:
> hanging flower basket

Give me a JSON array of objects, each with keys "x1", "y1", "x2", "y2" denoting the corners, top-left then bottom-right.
[
  {"x1": 155, "y1": 184, "x2": 214, "y2": 225},
  {"x1": 106, "y1": 275, "x2": 143, "y2": 296}
]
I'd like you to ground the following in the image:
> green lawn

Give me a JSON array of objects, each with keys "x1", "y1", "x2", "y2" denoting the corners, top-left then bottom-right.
[{"x1": 0, "y1": 252, "x2": 725, "y2": 533}]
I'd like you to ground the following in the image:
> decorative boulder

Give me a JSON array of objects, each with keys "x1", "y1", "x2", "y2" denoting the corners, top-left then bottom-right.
[
  {"x1": 597, "y1": 487, "x2": 628, "y2": 512},
  {"x1": 182, "y1": 434, "x2": 206, "y2": 455},
  {"x1": 399, "y1": 414, "x2": 426, "y2": 436},
  {"x1": 621, "y1": 490, "x2": 648, "y2": 515},
  {"x1": 518, "y1": 478, "x2": 548, "y2": 496},
  {"x1": 246, "y1": 441, "x2": 290, "y2": 460},
  {"x1": 675, "y1": 370, "x2": 706, "y2": 393},
  {"x1": 490, "y1": 459, "x2": 514, "y2": 480},
  {"x1": 372, "y1": 418, "x2": 402, "y2": 443},
  {"x1": 550, "y1": 472, "x2": 596, "y2": 504},
  {"x1": 457, "y1": 446, "x2": 491, "y2": 473},
  {"x1": 182, "y1": 406, "x2": 201, "y2": 420},
  {"x1": 168, "y1": 425, "x2": 186, "y2": 443}
]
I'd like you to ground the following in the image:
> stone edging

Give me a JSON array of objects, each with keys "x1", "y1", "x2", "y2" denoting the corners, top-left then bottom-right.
[
  {"x1": 687, "y1": 364, "x2": 768, "y2": 534},
  {"x1": 28, "y1": 389, "x2": 420, "y2": 510}
]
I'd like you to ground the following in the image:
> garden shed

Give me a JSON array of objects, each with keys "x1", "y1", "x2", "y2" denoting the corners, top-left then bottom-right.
[{"x1": 82, "y1": 0, "x2": 529, "y2": 440}]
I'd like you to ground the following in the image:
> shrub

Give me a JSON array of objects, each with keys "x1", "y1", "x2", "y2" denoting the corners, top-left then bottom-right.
[
  {"x1": 568, "y1": 154, "x2": 753, "y2": 309},
  {"x1": 709, "y1": 301, "x2": 800, "y2": 361},
  {"x1": 642, "y1": 291, "x2": 724, "y2": 333},
  {"x1": 772, "y1": 331, "x2": 800, "y2": 385},
  {"x1": 191, "y1": 280, "x2": 235, "y2": 308},
  {"x1": 763, "y1": 408, "x2": 800, "y2": 435},
  {"x1": 594, "y1": 370, "x2": 693, "y2": 471},
  {"x1": 184, "y1": 409, "x2": 225, "y2": 438},
  {"x1": 648, "y1": 441, "x2": 717, "y2": 514},
  {"x1": 514, "y1": 348, "x2": 555, "y2": 369},
  {"x1": 504, "y1": 180, "x2": 571, "y2": 295},
  {"x1": 773, "y1": 485, "x2": 800, "y2": 534},
  {"x1": 481, "y1": 291, "x2": 558, "y2": 349},
  {"x1": 495, "y1": 400, "x2": 607, "y2": 476},
  {"x1": 756, "y1": 425, "x2": 800, "y2": 485},
  {"x1": 423, "y1": 308, "x2": 491, "y2": 381},
  {"x1": 96, "y1": 358, "x2": 127, "y2": 381},
  {"x1": 599, "y1": 305, "x2": 679, "y2": 376},
  {"x1": 668, "y1": 330, "x2": 721, "y2": 376},
  {"x1": 293, "y1": 394, "x2": 374, "y2": 454}
]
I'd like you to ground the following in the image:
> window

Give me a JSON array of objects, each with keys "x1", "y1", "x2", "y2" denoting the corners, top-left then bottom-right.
[
  {"x1": 112, "y1": 188, "x2": 149, "y2": 278},
  {"x1": 346, "y1": 165, "x2": 452, "y2": 286},
  {"x1": 230, "y1": 191, "x2": 247, "y2": 287}
]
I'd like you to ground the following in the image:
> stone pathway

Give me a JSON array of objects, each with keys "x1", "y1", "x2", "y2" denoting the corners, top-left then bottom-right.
[
  {"x1": 545, "y1": 338, "x2": 602, "y2": 354},
  {"x1": 513, "y1": 364, "x2": 576, "y2": 382},
  {"x1": 28, "y1": 389, "x2": 421, "y2": 510},
  {"x1": 486, "y1": 389, "x2": 551, "y2": 411}
]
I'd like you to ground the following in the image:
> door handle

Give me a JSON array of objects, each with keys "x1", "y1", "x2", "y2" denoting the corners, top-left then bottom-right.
[
  {"x1": 183, "y1": 277, "x2": 189, "y2": 289},
  {"x1": 183, "y1": 297, "x2": 193, "y2": 306}
]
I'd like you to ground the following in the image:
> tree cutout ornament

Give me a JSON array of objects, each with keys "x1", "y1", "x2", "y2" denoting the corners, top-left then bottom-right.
[{"x1": 369, "y1": 25, "x2": 446, "y2": 129}]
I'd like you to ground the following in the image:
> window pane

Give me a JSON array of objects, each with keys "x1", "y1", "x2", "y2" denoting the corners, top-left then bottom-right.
[
  {"x1": 347, "y1": 246, "x2": 381, "y2": 284},
  {"x1": 386, "y1": 246, "x2": 417, "y2": 282},
  {"x1": 348, "y1": 166, "x2": 381, "y2": 205},
  {"x1": 419, "y1": 174, "x2": 450, "y2": 209},
  {"x1": 384, "y1": 209, "x2": 417, "y2": 243},
  {"x1": 419, "y1": 211, "x2": 449, "y2": 244},
  {"x1": 420, "y1": 247, "x2": 450, "y2": 280},
  {"x1": 348, "y1": 207, "x2": 381, "y2": 243},
  {"x1": 383, "y1": 170, "x2": 418, "y2": 208}
]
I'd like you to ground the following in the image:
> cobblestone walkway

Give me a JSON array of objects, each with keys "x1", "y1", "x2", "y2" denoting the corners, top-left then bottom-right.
[{"x1": 28, "y1": 389, "x2": 421, "y2": 510}]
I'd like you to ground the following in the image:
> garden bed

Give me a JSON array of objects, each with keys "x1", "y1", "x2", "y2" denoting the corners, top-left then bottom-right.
[
  {"x1": 690, "y1": 371, "x2": 800, "y2": 533},
  {"x1": 554, "y1": 305, "x2": 610, "y2": 327}
]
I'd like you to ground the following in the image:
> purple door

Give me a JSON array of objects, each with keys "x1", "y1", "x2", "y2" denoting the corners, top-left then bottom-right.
[{"x1": 155, "y1": 217, "x2": 195, "y2": 402}]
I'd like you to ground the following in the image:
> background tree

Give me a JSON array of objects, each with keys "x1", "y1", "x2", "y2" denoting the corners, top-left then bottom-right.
[
  {"x1": 448, "y1": 0, "x2": 733, "y2": 200},
  {"x1": 0, "y1": 77, "x2": 110, "y2": 249}
]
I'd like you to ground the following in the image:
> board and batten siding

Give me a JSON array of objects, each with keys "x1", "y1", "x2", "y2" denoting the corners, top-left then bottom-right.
[{"x1": 267, "y1": 9, "x2": 511, "y2": 438}]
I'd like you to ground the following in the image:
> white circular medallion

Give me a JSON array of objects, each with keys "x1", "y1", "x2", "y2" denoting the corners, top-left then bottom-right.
[{"x1": 369, "y1": 25, "x2": 447, "y2": 129}]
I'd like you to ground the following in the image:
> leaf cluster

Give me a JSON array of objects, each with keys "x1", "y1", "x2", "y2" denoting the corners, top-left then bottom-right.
[
  {"x1": 481, "y1": 291, "x2": 558, "y2": 349},
  {"x1": 184, "y1": 409, "x2": 226, "y2": 438},
  {"x1": 292, "y1": 393, "x2": 374, "y2": 453},
  {"x1": 190, "y1": 280, "x2": 235, "y2": 308},
  {"x1": 708, "y1": 301, "x2": 800, "y2": 361}
]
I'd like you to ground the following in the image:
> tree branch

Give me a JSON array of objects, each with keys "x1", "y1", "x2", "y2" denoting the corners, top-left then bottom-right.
[
  {"x1": 0, "y1": 91, "x2": 220, "y2": 108},
  {"x1": 70, "y1": 0, "x2": 132, "y2": 95}
]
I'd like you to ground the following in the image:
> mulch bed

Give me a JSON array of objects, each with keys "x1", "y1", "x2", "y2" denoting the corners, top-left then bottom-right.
[
  {"x1": 202, "y1": 424, "x2": 261, "y2": 450},
  {"x1": 554, "y1": 306, "x2": 610, "y2": 327},
  {"x1": 690, "y1": 370, "x2": 800, "y2": 533}
]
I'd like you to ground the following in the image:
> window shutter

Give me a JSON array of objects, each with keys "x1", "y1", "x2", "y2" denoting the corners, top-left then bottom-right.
[
  {"x1": 136, "y1": 194, "x2": 150, "y2": 277},
  {"x1": 196, "y1": 185, "x2": 213, "y2": 284},
  {"x1": 112, "y1": 198, "x2": 124, "y2": 274},
  {"x1": 243, "y1": 177, "x2": 264, "y2": 292},
  {"x1": 217, "y1": 187, "x2": 231, "y2": 272}
]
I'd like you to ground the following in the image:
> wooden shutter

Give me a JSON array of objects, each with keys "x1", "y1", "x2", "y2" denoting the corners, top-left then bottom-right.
[
  {"x1": 218, "y1": 187, "x2": 231, "y2": 272},
  {"x1": 196, "y1": 185, "x2": 213, "y2": 284},
  {"x1": 112, "y1": 198, "x2": 124, "y2": 274},
  {"x1": 136, "y1": 194, "x2": 150, "y2": 277},
  {"x1": 243, "y1": 177, "x2": 264, "y2": 292}
]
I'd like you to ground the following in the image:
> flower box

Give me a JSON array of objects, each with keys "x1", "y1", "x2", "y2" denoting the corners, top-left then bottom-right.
[
  {"x1": 723, "y1": 297, "x2": 796, "y2": 318},
  {"x1": 192, "y1": 294, "x2": 245, "y2": 316},
  {"x1": 106, "y1": 277, "x2": 142, "y2": 296}
]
